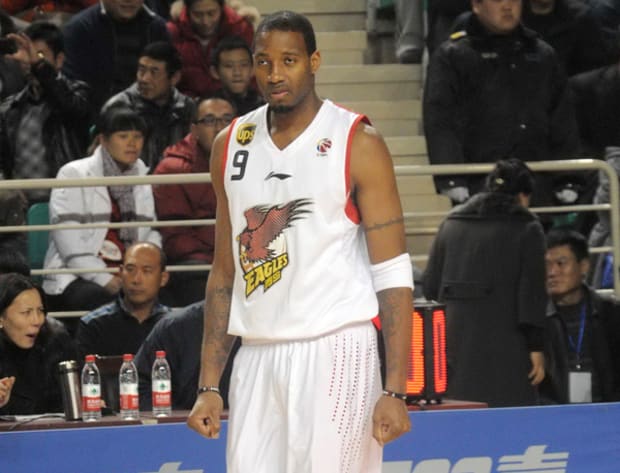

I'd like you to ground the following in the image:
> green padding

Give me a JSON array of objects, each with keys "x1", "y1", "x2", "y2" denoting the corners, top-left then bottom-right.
[
  {"x1": 27, "y1": 202, "x2": 49, "y2": 270},
  {"x1": 379, "y1": 0, "x2": 395, "y2": 8}
]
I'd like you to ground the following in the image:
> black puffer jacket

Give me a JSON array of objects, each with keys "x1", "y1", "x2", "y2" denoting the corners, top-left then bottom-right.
[{"x1": 423, "y1": 13, "x2": 580, "y2": 194}]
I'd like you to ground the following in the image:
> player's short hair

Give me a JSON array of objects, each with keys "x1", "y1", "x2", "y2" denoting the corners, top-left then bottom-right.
[{"x1": 254, "y1": 10, "x2": 316, "y2": 56}]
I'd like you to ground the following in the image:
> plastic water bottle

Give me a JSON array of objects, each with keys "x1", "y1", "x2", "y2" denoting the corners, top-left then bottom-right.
[
  {"x1": 119, "y1": 353, "x2": 139, "y2": 420},
  {"x1": 81, "y1": 354, "x2": 102, "y2": 421},
  {"x1": 152, "y1": 350, "x2": 172, "y2": 417}
]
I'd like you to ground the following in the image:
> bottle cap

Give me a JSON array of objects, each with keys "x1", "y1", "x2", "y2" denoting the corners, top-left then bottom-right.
[
  {"x1": 122, "y1": 353, "x2": 134, "y2": 362},
  {"x1": 156, "y1": 350, "x2": 166, "y2": 358},
  {"x1": 85, "y1": 354, "x2": 95, "y2": 363}
]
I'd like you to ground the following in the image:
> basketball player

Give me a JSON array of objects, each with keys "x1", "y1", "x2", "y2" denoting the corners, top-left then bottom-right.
[{"x1": 187, "y1": 10, "x2": 414, "y2": 472}]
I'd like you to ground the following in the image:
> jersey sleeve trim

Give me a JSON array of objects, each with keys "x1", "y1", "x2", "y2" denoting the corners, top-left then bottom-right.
[
  {"x1": 344, "y1": 114, "x2": 371, "y2": 224},
  {"x1": 221, "y1": 117, "x2": 239, "y2": 181}
]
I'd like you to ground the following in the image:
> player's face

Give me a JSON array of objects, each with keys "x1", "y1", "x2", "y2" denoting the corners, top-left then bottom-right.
[
  {"x1": 216, "y1": 48, "x2": 253, "y2": 95},
  {"x1": 472, "y1": 0, "x2": 521, "y2": 35},
  {"x1": 188, "y1": 0, "x2": 222, "y2": 39},
  {"x1": 101, "y1": 130, "x2": 144, "y2": 170},
  {"x1": 253, "y1": 30, "x2": 320, "y2": 113},
  {"x1": 545, "y1": 245, "x2": 589, "y2": 301},
  {"x1": 192, "y1": 98, "x2": 235, "y2": 154}
]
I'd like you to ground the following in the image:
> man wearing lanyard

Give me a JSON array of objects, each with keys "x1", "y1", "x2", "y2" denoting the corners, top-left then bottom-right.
[{"x1": 542, "y1": 228, "x2": 620, "y2": 403}]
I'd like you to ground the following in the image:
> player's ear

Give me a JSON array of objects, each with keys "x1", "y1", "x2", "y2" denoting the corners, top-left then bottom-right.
[{"x1": 310, "y1": 50, "x2": 321, "y2": 75}]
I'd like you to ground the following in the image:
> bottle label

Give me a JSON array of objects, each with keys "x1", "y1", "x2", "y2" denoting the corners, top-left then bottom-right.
[
  {"x1": 82, "y1": 384, "x2": 101, "y2": 412},
  {"x1": 120, "y1": 382, "x2": 139, "y2": 410},
  {"x1": 152, "y1": 380, "x2": 171, "y2": 408}
]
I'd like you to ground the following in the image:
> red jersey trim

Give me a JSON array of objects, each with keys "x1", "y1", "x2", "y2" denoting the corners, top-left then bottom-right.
[
  {"x1": 220, "y1": 118, "x2": 239, "y2": 181},
  {"x1": 344, "y1": 113, "x2": 371, "y2": 224}
]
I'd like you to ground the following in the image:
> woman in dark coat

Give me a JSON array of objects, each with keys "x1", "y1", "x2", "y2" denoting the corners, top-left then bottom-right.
[
  {"x1": 0, "y1": 273, "x2": 76, "y2": 414},
  {"x1": 423, "y1": 159, "x2": 547, "y2": 407}
]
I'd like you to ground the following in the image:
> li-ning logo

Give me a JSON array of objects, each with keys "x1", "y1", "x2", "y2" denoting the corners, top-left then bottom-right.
[
  {"x1": 265, "y1": 171, "x2": 292, "y2": 181},
  {"x1": 316, "y1": 138, "x2": 332, "y2": 156},
  {"x1": 237, "y1": 123, "x2": 256, "y2": 145},
  {"x1": 237, "y1": 198, "x2": 312, "y2": 296}
]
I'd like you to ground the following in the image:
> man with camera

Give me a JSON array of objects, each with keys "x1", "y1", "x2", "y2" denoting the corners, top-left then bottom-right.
[{"x1": 0, "y1": 21, "x2": 91, "y2": 203}]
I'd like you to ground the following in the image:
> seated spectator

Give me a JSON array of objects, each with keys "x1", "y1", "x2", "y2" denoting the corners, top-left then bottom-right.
[
  {"x1": 0, "y1": 9, "x2": 25, "y2": 100},
  {"x1": 541, "y1": 229, "x2": 620, "y2": 403},
  {"x1": 103, "y1": 41, "x2": 195, "y2": 171},
  {"x1": 0, "y1": 273, "x2": 77, "y2": 414},
  {"x1": 62, "y1": 0, "x2": 170, "y2": 114},
  {"x1": 522, "y1": 0, "x2": 618, "y2": 77},
  {"x1": 153, "y1": 96, "x2": 233, "y2": 307},
  {"x1": 0, "y1": 21, "x2": 91, "y2": 204},
  {"x1": 167, "y1": 0, "x2": 253, "y2": 98},
  {"x1": 134, "y1": 300, "x2": 239, "y2": 410},
  {"x1": 43, "y1": 105, "x2": 161, "y2": 313},
  {"x1": 211, "y1": 35, "x2": 263, "y2": 115},
  {"x1": 76, "y1": 241, "x2": 170, "y2": 359}
]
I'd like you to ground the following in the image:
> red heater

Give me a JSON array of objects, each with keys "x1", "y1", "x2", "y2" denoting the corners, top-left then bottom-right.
[{"x1": 406, "y1": 301, "x2": 448, "y2": 403}]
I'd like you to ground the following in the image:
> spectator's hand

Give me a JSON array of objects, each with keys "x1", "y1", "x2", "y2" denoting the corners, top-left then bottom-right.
[
  {"x1": 528, "y1": 351, "x2": 545, "y2": 385},
  {"x1": 441, "y1": 186, "x2": 470, "y2": 204},
  {"x1": 372, "y1": 395, "x2": 411, "y2": 446},
  {"x1": 187, "y1": 391, "x2": 224, "y2": 439},
  {"x1": 0, "y1": 376, "x2": 16, "y2": 408},
  {"x1": 103, "y1": 276, "x2": 122, "y2": 295},
  {"x1": 6, "y1": 33, "x2": 39, "y2": 67}
]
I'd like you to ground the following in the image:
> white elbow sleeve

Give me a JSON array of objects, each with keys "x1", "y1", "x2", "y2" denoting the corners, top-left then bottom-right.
[{"x1": 370, "y1": 253, "x2": 414, "y2": 292}]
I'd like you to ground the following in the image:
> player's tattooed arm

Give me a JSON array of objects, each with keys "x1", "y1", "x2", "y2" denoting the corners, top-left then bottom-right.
[
  {"x1": 364, "y1": 216, "x2": 405, "y2": 233},
  {"x1": 202, "y1": 284, "x2": 236, "y2": 379},
  {"x1": 377, "y1": 287, "x2": 412, "y2": 394}
]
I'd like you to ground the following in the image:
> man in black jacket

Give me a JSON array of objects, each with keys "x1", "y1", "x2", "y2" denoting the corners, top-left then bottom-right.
[
  {"x1": 0, "y1": 21, "x2": 91, "y2": 203},
  {"x1": 62, "y1": 0, "x2": 170, "y2": 114},
  {"x1": 134, "y1": 301, "x2": 240, "y2": 410},
  {"x1": 423, "y1": 0, "x2": 580, "y2": 205},
  {"x1": 103, "y1": 41, "x2": 195, "y2": 171},
  {"x1": 542, "y1": 229, "x2": 620, "y2": 403}
]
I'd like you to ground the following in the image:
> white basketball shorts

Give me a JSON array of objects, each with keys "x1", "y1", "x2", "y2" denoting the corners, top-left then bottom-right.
[{"x1": 226, "y1": 321, "x2": 383, "y2": 473}]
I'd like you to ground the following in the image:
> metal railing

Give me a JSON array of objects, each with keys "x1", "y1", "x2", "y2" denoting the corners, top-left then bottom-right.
[{"x1": 1, "y1": 158, "x2": 617, "y2": 316}]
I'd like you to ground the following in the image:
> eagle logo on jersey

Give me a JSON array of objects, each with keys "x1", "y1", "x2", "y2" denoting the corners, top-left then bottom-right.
[{"x1": 237, "y1": 198, "x2": 312, "y2": 297}]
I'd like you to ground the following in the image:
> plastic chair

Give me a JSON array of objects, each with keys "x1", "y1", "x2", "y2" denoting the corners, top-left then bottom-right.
[{"x1": 26, "y1": 202, "x2": 50, "y2": 270}]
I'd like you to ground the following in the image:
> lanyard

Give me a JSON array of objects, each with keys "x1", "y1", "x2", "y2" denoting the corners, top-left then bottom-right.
[{"x1": 567, "y1": 304, "x2": 587, "y2": 357}]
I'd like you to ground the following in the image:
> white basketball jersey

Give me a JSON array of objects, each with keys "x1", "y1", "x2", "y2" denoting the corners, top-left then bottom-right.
[{"x1": 222, "y1": 99, "x2": 379, "y2": 341}]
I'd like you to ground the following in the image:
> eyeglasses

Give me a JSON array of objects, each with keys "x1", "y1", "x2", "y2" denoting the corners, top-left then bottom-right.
[{"x1": 194, "y1": 115, "x2": 233, "y2": 127}]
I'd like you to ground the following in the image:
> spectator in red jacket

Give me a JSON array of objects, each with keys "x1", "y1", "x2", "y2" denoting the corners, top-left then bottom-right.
[
  {"x1": 153, "y1": 96, "x2": 235, "y2": 306},
  {"x1": 166, "y1": 0, "x2": 253, "y2": 99}
]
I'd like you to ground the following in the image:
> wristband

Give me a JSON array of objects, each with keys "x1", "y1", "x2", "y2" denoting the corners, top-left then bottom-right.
[
  {"x1": 382, "y1": 389, "x2": 407, "y2": 402},
  {"x1": 197, "y1": 385, "x2": 221, "y2": 397}
]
